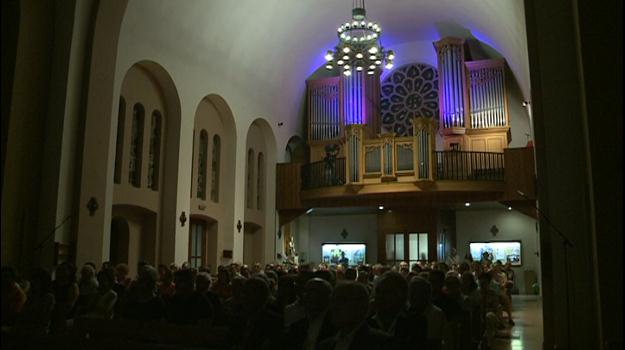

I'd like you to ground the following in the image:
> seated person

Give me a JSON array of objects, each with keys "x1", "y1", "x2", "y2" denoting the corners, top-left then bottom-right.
[
  {"x1": 429, "y1": 269, "x2": 463, "y2": 322},
  {"x1": 80, "y1": 268, "x2": 117, "y2": 319},
  {"x1": 13, "y1": 268, "x2": 55, "y2": 337},
  {"x1": 196, "y1": 272, "x2": 223, "y2": 324},
  {"x1": 476, "y1": 272, "x2": 505, "y2": 348},
  {"x1": 165, "y1": 268, "x2": 213, "y2": 325},
  {"x1": 409, "y1": 277, "x2": 447, "y2": 350},
  {"x1": 318, "y1": 281, "x2": 391, "y2": 350},
  {"x1": 369, "y1": 272, "x2": 427, "y2": 349},
  {"x1": 228, "y1": 277, "x2": 283, "y2": 350},
  {"x1": 1, "y1": 266, "x2": 27, "y2": 329},
  {"x1": 285, "y1": 278, "x2": 336, "y2": 350},
  {"x1": 118, "y1": 265, "x2": 165, "y2": 321}
]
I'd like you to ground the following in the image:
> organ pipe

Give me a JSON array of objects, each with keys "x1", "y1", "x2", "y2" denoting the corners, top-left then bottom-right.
[{"x1": 465, "y1": 60, "x2": 508, "y2": 129}]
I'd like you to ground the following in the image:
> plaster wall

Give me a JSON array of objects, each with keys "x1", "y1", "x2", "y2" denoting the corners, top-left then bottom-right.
[
  {"x1": 456, "y1": 208, "x2": 539, "y2": 294},
  {"x1": 293, "y1": 214, "x2": 379, "y2": 265}
]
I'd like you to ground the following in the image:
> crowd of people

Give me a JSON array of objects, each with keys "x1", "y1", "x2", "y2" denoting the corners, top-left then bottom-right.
[{"x1": 1, "y1": 252, "x2": 517, "y2": 349}]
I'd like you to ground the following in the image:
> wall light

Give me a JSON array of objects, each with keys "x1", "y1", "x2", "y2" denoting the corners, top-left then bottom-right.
[
  {"x1": 464, "y1": 202, "x2": 471, "y2": 207},
  {"x1": 378, "y1": 205, "x2": 384, "y2": 210}
]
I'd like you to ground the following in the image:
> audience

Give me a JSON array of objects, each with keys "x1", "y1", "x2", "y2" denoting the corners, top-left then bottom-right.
[{"x1": 1, "y1": 251, "x2": 518, "y2": 349}]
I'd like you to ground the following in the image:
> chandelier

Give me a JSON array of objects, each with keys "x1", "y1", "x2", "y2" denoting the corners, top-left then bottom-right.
[{"x1": 324, "y1": 0, "x2": 395, "y2": 76}]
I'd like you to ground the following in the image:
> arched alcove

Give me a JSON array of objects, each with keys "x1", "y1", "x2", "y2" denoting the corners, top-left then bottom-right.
[
  {"x1": 190, "y1": 94, "x2": 237, "y2": 267},
  {"x1": 243, "y1": 118, "x2": 277, "y2": 264}
]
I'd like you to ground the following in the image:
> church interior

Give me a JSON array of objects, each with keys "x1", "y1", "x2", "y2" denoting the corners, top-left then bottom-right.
[{"x1": 1, "y1": 0, "x2": 621, "y2": 349}]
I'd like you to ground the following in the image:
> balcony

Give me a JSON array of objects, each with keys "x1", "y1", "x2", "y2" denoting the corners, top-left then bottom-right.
[{"x1": 277, "y1": 145, "x2": 535, "y2": 211}]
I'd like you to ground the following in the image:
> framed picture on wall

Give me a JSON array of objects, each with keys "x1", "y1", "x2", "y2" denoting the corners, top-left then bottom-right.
[
  {"x1": 321, "y1": 243, "x2": 366, "y2": 266},
  {"x1": 469, "y1": 240, "x2": 522, "y2": 266}
]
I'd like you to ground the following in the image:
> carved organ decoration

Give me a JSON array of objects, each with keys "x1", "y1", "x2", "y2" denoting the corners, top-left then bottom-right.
[{"x1": 380, "y1": 63, "x2": 439, "y2": 136}]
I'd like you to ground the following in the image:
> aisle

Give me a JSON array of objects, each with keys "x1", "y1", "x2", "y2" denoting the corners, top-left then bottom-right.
[{"x1": 489, "y1": 295, "x2": 543, "y2": 350}]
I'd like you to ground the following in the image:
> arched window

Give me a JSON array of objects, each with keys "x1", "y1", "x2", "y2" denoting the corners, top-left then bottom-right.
[
  {"x1": 129, "y1": 103, "x2": 145, "y2": 187},
  {"x1": 246, "y1": 149, "x2": 255, "y2": 209},
  {"x1": 256, "y1": 152, "x2": 264, "y2": 210},
  {"x1": 197, "y1": 130, "x2": 208, "y2": 200},
  {"x1": 114, "y1": 97, "x2": 126, "y2": 184},
  {"x1": 147, "y1": 110, "x2": 162, "y2": 191},
  {"x1": 210, "y1": 135, "x2": 221, "y2": 203}
]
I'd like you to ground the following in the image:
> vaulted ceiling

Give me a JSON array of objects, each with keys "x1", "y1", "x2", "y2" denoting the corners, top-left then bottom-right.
[{"x1": 119, "y1": 0, "x2": 529, "y2": 149}]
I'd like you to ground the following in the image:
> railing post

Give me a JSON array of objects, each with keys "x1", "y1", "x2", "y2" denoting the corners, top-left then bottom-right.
[
  {"x1": 345, "y1": 124, "x2": 364, "y2": 184},
  {"x1": 380, "y1": 133, "x2": 395, "y2": 181}
]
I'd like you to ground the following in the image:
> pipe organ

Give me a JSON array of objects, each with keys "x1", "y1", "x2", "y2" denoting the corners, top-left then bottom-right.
[
  {"x1": 303, "y1": 36, "x2": 511, "y2": 189},
  {"x1": 434, "y1": 38, "x2": 510, "y2": 153},
  {"x1": 307, "y1": 74, "x2": 380, "y2": 163}
]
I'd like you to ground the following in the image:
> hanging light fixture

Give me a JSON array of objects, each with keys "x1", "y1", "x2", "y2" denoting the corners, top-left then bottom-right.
[{"x1": 324, "y1": 0, "x2": 395, "y2": 76}]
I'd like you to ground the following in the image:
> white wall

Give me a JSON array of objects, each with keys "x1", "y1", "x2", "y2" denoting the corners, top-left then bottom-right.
[
  {"x1": 293, "y1": 214, "x2": 378, "y2": 265},
  {"x1": 456, "y1": 208, "x2": 539, "y2": 294}
]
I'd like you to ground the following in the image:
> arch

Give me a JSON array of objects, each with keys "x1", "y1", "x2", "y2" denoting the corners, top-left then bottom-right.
[
  {"x1": 191, "y1": 94, "x2": 237, "y2": 268},
  {"x1": 124, "y1": 60, "x2": 182, "y2": 266},
  {"x1": 285, "y1": 135, "x2": 308, "y2": 163},
  {"x1": 243, "y1": 117, "x2": 278, "y2": 265}
]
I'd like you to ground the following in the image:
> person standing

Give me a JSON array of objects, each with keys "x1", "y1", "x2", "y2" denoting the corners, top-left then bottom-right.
[{"x1": 446, "y1": 248, "x2": 460, "y2": 267}]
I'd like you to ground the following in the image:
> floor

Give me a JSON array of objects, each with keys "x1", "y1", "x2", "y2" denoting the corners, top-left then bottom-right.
[{"x1": 490, "y1": 295, "x2": 543, "y2": 350}]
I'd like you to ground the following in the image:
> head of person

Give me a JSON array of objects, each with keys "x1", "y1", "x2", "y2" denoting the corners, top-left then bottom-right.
[
  {"x1": 240, "y1": 265, "x2": 251, "y2": 278},
  {"x1": 458, "y1": 262, "x2": 470, "y2": 275},
  {"x1": 302, "y1": 277, "x2": 333, "y2": 317},
  {"x1": 409, "y1": 277, "x2": 432, "y2": 311},
  {"x1": 295, "y1": 270, "x2": 315, "y2": 299},
  {"x1": 374, "y1": 271, "x2": 408, "y2": 318},
  {"x1": 173, "y1": 269, "x2": 195, "y2": 296},
  {"x1": 444, "y1": 274, "x2": 461, "y2": 299},
  {"x1": 54, "y1": 262, "x2": 76, "y2": 285},
  {"x1": 399, "y1": 261, "x2": 409, "y2": 275},
  {"x1": 241, "y1": 277, "x2": 270, "y2": 315},
  {"x1": 97, "y1": 268, "x2": 115, "y2": 292},
  {"x1": 80, "y1": 264, "x2": 97, "y2": 284},
  {"x1": 217, "y1": 265, "x2": 231, "y2": 284},
  {"x1": 411, "y1": 263, "x2": 422, "y2": 273},
  {"x1": 101, "y1": 261, "x2": 111, "y2": 271},
  {"x1": 461, "y1": 272, "x2": 477, "y2": 295},
  {"x1": 428, "y1": 269, "x2": 446, "y2": 294},
  {"x1": 195, "y1": 272, "x2": 211, "y2": 293},
  {"x1": 330, "y1": 281, "x2": 370, "y2": 330},
  {"x1": 276, "y1": 274, "x2": 297, "y2": 305},
  {"x1": 115, "y1": 263, "x2": 129, "y2": 283},
  {"x1": 136, "y1": 264, "x2": 159, "y2": 296},
  {"x1": 450, "y1": 248, "x2": 457, "y2": 256},
  {"x1": 344, "y1": 267, "x2": 357, "y2": 281},
  {"x1": 231, "y1": 275, "x2": 247, "y2": 300}
]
